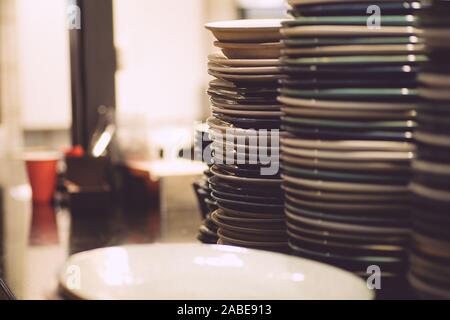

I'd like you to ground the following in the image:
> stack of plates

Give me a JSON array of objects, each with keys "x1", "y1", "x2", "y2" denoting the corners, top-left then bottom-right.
[
  {"x1": 194, "y1": 123, "x2": 219, "y2": 244},
  {"x1": 205, "y1": 19, "x2": 288, "y2": 252},
  {"x1": 410, "y1": 0, "x2": 450, "y2": 299},
  {"x1": 279, "y1": 0, "x2": 425, "y2": 294}
]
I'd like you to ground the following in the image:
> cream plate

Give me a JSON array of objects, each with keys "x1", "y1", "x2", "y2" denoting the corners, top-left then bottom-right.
[
  {"x1": 58, "y1": 244, "x2": 372, "y2": 300},
  {"x1": 208, "y1": 52, "x2": 280, "y2": 67},
  {"x1": 281, "y1": 26, "x2": 420, "y2": 37},
  {"x1": 205, "y1": 19, "x2": 283, "y2": 42}
]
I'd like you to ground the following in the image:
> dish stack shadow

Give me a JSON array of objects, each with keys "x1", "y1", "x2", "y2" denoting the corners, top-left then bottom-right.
[
  {"x1": 409, "y1": 0, "x2": 450, "y2": 299},
  {"x1": 204, "y1": 19, "x2": 288, "y2": 253},
  {"x1": 194, "y1": 123, "x2": 219, "y2": 244},
  {"x1": 279, "y1": 0, "x2": 425, "y2": 297}
]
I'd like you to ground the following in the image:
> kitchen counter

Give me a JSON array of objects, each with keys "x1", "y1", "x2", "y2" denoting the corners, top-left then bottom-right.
[{"x1": 0, "y1": 158, "x2": 202, "y2": 299}]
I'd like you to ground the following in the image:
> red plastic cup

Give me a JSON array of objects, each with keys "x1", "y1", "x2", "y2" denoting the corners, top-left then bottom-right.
[{"x1": 24, "y1": 151, "x2": 60, "y2": 204}]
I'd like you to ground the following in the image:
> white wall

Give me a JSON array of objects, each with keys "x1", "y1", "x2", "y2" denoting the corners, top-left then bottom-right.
[{"x1": 16, "y1": 0, "x2": 71, "y2": 131}]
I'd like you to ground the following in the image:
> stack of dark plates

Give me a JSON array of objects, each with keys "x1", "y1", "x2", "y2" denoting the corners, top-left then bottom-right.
[
  {"x1": 205, "y1": 19, "x2": 288, "y2": 253},
  {"x1": 194, "y1": 123, "x2": 219, "y2": 244},
  {"x1": 279, "y1": 0, "x2": 425, "y2": 296},
  {"x1": 410, "y1": 0, "x2": 450, "y2": 299}
]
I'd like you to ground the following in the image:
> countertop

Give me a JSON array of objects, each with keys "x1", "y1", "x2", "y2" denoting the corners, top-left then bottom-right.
[{"x1": 0, "y1": 158, "x2": 202, "y2": 299}]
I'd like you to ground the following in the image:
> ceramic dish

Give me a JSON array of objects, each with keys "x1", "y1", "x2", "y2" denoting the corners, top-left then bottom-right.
[
  {"x1": 211, "y1": 165, "x2": 282, "y2": 186},
  {"x1": 281, "y1": 145, "x2": 412, "y2": 161},
  {"x1": 208, "y1": 69, "x2": 284, "y2": 83},
  {"x1": 212, "y1": 106, "x2": 282, "y2": 118},
  {"x1": 208, "y1": 52, "x2": 280, "y2": 67},
  {"x1": 282, "y1": 184, "x2": 409, "y2": 202},
  {"x1": 282, "y1": 174, "x2": 409, "y2": 193},
  {"x1": 282, "y1": 15, "x2": 416, "y2": 27},
  {"x1": 281, "y1": 44, "x2": 424, "y2": 56},
  {"x1": 281, "y1": 106, "x2": 413, "y2": 120},
  {"x1": 208, "y1": 63, "x2": 281, "y2": 75},
  {"x1": 59, "y1": 243, "x2": 373, "y2": 300},
  {"x1": 281, "y1": 55, "x2": 426, "y2": 66},
  {"x1": 280, "y1": 25, "x2": 421, "y2": 37},
  {"x1": 205, "y1": 19, "x2": 282, "y2": 42},
  {"x1": 277, "y1": 96, "x2": 414, "y2": 111},
  {"x1": 282, "y1": 36, "x2": 422, "y2": 47},
  {"x1": 214, "y1": 41, "x2": 283, "y2": 59},
  {"x1": 281, "y1": 137, "x2": 414, "y2": 151}
]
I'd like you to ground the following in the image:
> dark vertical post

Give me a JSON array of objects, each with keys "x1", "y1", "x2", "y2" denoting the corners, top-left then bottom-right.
[{"x1": 69, "y1": 0, "x2": 116, "y2": 150}]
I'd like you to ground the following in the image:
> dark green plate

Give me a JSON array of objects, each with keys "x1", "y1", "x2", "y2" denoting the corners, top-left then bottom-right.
[
  {"x1": 282, "y1": 36, "x2": 422, "y2": 47},
  {"x1": 281, "y1": 55, "x2": 427, "y2": 66},
  {"x1": 280, "y1": 87, "x2": 418, "y2": 101},
  {"x1": 283, "y1": 15, "x2": 416, "y2": 27},
  {"x1": 280, "y1": 65, "x2": 420, "y2": 77}
]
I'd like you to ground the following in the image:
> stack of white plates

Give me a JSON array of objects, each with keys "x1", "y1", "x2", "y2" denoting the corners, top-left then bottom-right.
[{"x1": 205, "y1": 19, "x2": 288, "y2": 253}]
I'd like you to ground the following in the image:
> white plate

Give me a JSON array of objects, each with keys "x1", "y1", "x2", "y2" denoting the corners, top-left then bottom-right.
[
  {"x1": 208, "y1": 52, "x2": 280, "y2": 67},
  {"x1": 205, "y1": 19, "x2": 283, "y2": 42},
  {"x1": 282, "y1": 174, "x2": 408, "y2": 193},
  {"x1": 208, "y1": 63, "x2": 281, "y2": 75},
  {"x1": 58, "y1": 244, "x2": 373, "y2": 300},
  {"x1": 214, "y1": 41, "x2": 283, "y2": 59},
  {"x1": 281, "y1": 145, "x2": 412, "y2": 161},
  {"x1": 415, "y1": 131, "x2": 450, "y2": 148},
  {"x1": 282, "y1": 44, "x2": 424, "y2": 56},
  {"x1": 281, "y1": 138, "x2": 414, "y2": 152},
  {"x1": 277, "y1": 96, "x2": 414, "y2": 111},
  {"x1": 281, "y1": 26, "x2": 420, "y2": 37}
]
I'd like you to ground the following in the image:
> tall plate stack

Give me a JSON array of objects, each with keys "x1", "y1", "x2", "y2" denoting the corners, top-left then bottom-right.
[
  {"x1": 194, "y1": 123, "x2": 219, "y2": 244},
  {"x1": 279, "y1": 0, "x2": 424, "y2": 296},
  {"x1": 410, "y1": 0, "x2": 450, "y2": 299},
  {"x1": 205, "y1": 19, "x2": 289, "y2": 253}
]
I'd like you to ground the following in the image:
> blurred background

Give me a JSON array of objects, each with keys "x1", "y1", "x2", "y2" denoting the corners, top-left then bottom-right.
[{"x1": 0, "y1": 0, "x2": 285, "y2": 161}]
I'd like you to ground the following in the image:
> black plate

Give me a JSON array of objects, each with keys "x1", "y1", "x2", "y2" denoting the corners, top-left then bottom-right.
[
  {"x1": 282, "y1": 163, "x2": 410, "y2": 184},
  {"x1": 211, "y1": 192, "x2": 284, "y2": 214},
  {"x1": 290, "y1": 1, "x2": 420, "y2": 17},
  {"x1": 289, "y1": 241, "x2": 408, "y2": 274},
  {"x1": 282, "y1": 124, "x2": 413, "y2": 141},
  {"x1": 279, "y1": 77, "x2": 417, "y2": 89},
  {"x1": 286, "y1": 217, "x2": 409, "y2": 245},
  {"x1": 285, "y1": 200, "x2": 409, "y2": 227},
  {"x1": 208, "y1": 176, "x2": 282, "y2": 197},
  {"x1": 213, "y1": 114, "x2": 281, "y2": 129},
  {"x1": 280, "y1": 64, "x2": 420, "y2": 77}
]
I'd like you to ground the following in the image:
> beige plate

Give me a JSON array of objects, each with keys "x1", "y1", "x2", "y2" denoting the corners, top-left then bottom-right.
[
  {"x1": 212, "y1": 99, "x2": 282, "y2": 111},
  {"x1": 282, "y1": 44, "x2": 425, "y2": 56},
  {"x1": 281, "y1": 26, "x2": 421, "y2": 37},
  {"x1": 208, "y1": 69, "x2": 284, "y2": 82},
  {"x1": 212, "y1": 106, "x2": 282, "y2": 118},
  {"x1": 214, "y1": 41, "x2": 283, "y2": 59},
  {"x1": 278, "y1": 96, "x2": 414, "y2": 111},
  {"x1": 205, "y1": 19, "x2": 283, "y2": 42},
  {"x1": 418, "y1": 73, "x2": 450, "y2": 87},
  {"x1": 208, "y1": 52, "x2": 280, "y2": 67},
  {"x1": 208, "y1": 62, "x2": 281, "y2": 75}
]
